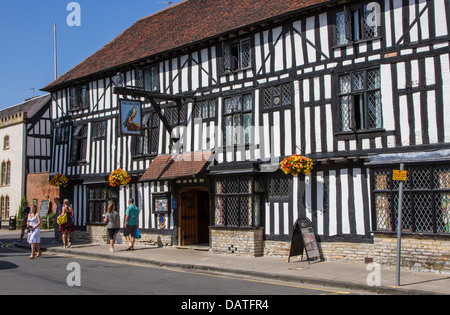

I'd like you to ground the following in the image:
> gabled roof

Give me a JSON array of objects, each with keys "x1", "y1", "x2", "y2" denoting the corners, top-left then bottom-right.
[
  {"x1": 0, "y1": 94, "x2": 51, "y2": 120},
  {"x1": 43, "y1": 0, "x2": 333, "y2": 91}
]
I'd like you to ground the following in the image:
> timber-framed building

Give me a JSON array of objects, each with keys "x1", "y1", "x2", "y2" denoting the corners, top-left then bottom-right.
[{"x1": 43, "y1": 0, "x2": 450, "y2": 272}]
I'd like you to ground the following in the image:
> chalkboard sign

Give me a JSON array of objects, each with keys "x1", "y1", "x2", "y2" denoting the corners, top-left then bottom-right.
[
  {"x1": 288, "y1": 217, "x2": 321, "y2": 263},
  {"x1": 39, "y1": 200, "x2": 49, "y2": 217}
]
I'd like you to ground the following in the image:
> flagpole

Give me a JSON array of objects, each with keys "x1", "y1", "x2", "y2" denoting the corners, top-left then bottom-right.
[{"x1": 54, "y1": 23, "x2": 58, "y2": 80}]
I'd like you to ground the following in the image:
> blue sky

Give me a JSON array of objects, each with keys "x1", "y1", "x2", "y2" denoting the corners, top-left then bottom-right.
[{"x1": 0, "y1": 0, "x2": 182, "y2": 109}]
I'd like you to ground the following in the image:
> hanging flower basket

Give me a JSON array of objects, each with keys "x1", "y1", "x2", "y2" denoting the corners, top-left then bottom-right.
[
  {"x1": 109, "y1": 168, "x2": 131, "y2": 187},
  {"x1": 49, "y1": 173, "x2": 69, "y2": 187},
  {"x1": 280, "y1": 154, "x2": 313, "y2": 176}
]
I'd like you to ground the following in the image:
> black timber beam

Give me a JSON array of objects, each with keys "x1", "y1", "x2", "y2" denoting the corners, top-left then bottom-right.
[{"x1": 113, "y1": 87, "x2": 194, "y2": 102}]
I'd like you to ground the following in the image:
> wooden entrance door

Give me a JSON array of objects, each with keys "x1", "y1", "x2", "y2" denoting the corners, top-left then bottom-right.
[{"x1": 180, "y1": 190, "x2": 198, "y2": 245}]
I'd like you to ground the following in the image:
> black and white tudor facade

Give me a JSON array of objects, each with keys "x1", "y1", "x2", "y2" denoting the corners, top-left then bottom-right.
[{"x1": 43, "y1": 0, "x2": 450, "y2": 270}]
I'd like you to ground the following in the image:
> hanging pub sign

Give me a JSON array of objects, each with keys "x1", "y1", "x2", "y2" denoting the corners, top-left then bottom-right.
[
  {"x1": 288, "y1": 217, "x2": 321, "y2": 263},
  {"x1": 119, "y1": 99, "x2": 143, "y2": 136}
]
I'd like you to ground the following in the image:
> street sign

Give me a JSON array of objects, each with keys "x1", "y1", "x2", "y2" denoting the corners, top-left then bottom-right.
[{"x1": 393, "y1": 170, "x2": 407, "y2": 181}]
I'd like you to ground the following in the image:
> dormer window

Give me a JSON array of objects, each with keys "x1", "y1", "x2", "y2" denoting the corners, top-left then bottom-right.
[
  {"x1": 136, "y1": 65, "x2": 159, "y2": 92},
  {"x1": 69, "y1": 85, "x2": 90, "y2": 110},
  {"x1": 336, "y1": 2, "x2": 380, "y2": 46},
  {"x1": 221, "y1": 38, "x2": 252, "y2": 73}
]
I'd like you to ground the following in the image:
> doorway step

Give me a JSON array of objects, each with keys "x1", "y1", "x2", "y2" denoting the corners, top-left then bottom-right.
[{"x1": 175, "y1": 243, "x2": 210, "y2": 251}]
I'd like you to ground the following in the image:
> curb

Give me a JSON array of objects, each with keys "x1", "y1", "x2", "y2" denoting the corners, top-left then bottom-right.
[{"x1": 15, "y1": 242, "x2": 438, "y2": 295}]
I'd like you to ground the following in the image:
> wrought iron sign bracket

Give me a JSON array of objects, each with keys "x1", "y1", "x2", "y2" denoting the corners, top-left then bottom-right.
[{"x1": 113, "y1": 87, "x2": 194, "y2": 143}]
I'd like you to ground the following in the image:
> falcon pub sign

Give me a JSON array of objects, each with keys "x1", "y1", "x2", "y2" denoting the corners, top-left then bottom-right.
[{"x1": 119, "y1": 99, "x2": 143, "y2": 136}]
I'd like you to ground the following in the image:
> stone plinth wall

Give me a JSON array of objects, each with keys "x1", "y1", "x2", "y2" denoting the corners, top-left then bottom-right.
[{"x1": 211, "y1": 227, "x2": 264, "y2": 257}]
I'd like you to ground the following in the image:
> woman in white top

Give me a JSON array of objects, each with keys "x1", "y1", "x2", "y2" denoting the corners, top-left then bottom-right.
[{"x1": 27, "y1": 205, "x2": 41, "y2": 259}]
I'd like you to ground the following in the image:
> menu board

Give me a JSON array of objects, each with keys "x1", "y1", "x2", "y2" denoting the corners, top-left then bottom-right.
[
  {"x1": 288, "y1": 217, "x2": 321, "y2": 263},
  {"x1": 298, "y1": 218, "x2": 321, "y2": 259},
  {"x1": 39, "y1": 200, "x2": 49, "y2": 217}
]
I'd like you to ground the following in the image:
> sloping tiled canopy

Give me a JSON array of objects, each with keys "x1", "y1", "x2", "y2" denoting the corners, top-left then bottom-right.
[{"x1": 140, "y1": 151, "x2": 213, "y2": 181}]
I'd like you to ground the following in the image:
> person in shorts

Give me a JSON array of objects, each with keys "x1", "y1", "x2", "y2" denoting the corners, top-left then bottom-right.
[
  {"x1": 124, "y1": 198, "x2": 139, "y2": 251},
  {"x1": 103, "y1": 202, "x2": 120, "y2": 253}
]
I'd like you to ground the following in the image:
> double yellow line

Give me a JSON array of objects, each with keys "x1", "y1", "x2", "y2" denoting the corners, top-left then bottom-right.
[{"x1": 1, "y1": 241, "x2": 350, "y2": 295}]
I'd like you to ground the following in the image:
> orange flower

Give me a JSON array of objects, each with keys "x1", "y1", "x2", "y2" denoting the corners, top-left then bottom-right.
[
  {"x1": 109, "y1": 169, "x2": 131, "y2": 187},
  {"x1": 280, "y1": 154, "x2": 313, "y2": 176},
  {"x1": 49, "y1": 174, "x2": 68, "y2": 187}
]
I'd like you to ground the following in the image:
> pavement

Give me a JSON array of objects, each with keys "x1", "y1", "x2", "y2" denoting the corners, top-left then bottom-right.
[{"x1": 4, "y1": 229, "x2": 449, "y2": 295}]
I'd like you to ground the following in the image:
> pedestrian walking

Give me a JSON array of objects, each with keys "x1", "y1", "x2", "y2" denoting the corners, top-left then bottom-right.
[
  {"x1": 124, "y1": 198, "x2": 139, "y2": 251},
  {"x1": 19, "y1": 201, "x2": 30, "y2": 242},
  {"x1": 53, "y1": 198, "x2": 62, "y2": 243},
  {"x1": 103, "y1": 202, "x2": 120, "y2": 253},
  {"x1": 58, "y1": 199, "x2": 74, "y2": 248},
  {"x1": 27, "y1": 205, "x2": 41, "y2": 259}
]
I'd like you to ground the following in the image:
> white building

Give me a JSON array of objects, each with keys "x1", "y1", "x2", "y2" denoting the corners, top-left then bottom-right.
[{"x1": 0, "y1": 94, "x2": 52, "y2": 223}]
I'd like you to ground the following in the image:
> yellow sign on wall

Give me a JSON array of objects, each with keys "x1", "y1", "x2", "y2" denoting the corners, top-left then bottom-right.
[{"x1": 393, "y1": 170, "x2": 407, "y2": 181}]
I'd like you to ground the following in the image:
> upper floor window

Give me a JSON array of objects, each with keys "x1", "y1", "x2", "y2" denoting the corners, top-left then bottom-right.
[
  {"x1": 91, "y1": 121, "x2": 106, "y2": 141},
  {"x1": 136, "y1": 65, "x2": 159, "y2": 92},
  {"x1": 221, "y1": 38, "x2": 252, "y2": 73},
  {"x1": 3, "y1": 135, "x2": 9, "y2": 150},
  {"x1": 1, "y1": 161, "x2": 10, "y2": 186},
  {"x1": 70, "y1": 124, "x2": 88, "y2": 163},
  {"x1": 223, "y1": 93, "x2": 253, "y2": 146},
  {"x1": 69, "y1": 85, "x2": 90, "y2": 110},
  {"x1": 194, "y1": 99, "x2": 217, "y2": 121},
  {"x1": 131, "y1": 111, "x2": 160, "y2": 157},
  {"x1": 263, "y1": 83, "x2": 292, "y2": 111},
  {"x1": 338, "y1": 68, "x2": 382, "y2": 132},
  {"x1": 164, "y1": 105, "x2": 187, "y2": 127},
  {"x1": 55, "y1": 126, "x2": 70, "y2": 145},
  {"x1": 336, "y1": 2, "x2": 380, "y2": 46}
]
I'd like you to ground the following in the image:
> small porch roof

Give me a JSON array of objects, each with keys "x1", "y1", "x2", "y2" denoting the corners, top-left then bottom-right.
[{"x1": 140, "y1": 151, "x2": 213, "y2": 181}]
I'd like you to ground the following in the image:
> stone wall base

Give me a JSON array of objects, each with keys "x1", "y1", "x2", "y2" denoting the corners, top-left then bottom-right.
[
  {"x1": 210, "y1": 227, "x2": 264, "y2": 257},
  {"x1": 83, "y1": 225, "x2": 173, "y2": 247},
  {"x1": 266, "y1": 234, "x2": 450, "y2": 274}
]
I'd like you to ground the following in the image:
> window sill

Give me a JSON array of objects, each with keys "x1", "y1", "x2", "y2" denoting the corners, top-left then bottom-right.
[
  {"x1": 335, "y1": 128, "x2": 392, "y2": 140},
  {"x1": 332, "y1": 36, "x2": 383, "y2": 50},
  {"x1": 131, "y1": 153, "x2": 158, "y2": 161},
  {"x1": 67, "y1": 160, "x2": 89, "y2": 167},
  {"x1": 220, "y1": 67, "x2": 253, "y2": 76},
  {"x1": 69, "y1": 106, "x2": 89, "y2": 112}
]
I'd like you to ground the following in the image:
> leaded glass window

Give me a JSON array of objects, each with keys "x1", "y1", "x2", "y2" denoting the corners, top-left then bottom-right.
[
  {"x1": 373, "y1": 166, "x2": 450, "y2": 234},
  {"x1": 223, "y1": 94, "x2": 253, "y2": 146},
  {"x1": 214, "y1": 177, "x2": 261, "y2": 228},
  {"x1": 336, "y1": 3, "x2": 380, "y2": 46},
  {"x1": 338, "y1": 68, "x2": 382, "y2": 132},
  {"x1": 222, "y1": 38, "x2": 252, "y2": 73},
  {"x1": 131, "y1": 111, "x2": 160, "y2": 157}
]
